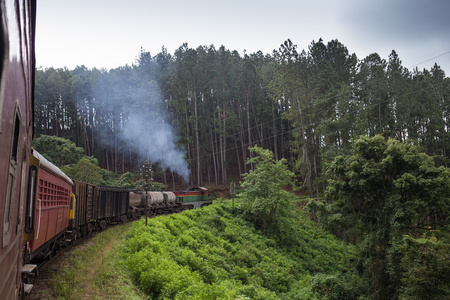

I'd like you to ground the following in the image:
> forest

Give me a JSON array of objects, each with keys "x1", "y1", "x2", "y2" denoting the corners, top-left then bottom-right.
[
  {"x1": 34, "y1": 38, "x2": 450, "y2": 194},
  {"x1": 33, "y1": 38, "x2": 450, "y2": 299}
]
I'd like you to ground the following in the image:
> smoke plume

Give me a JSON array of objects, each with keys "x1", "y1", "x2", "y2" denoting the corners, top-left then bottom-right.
[
  {"x1": 90, "y1": 67, "x2": 190, "y2": 183},
  {"x1": 121, "y1": 111, "x2": 190, "y2": 183}
]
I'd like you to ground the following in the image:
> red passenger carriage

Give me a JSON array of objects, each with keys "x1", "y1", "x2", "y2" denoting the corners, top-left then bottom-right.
[
  {"x1": 26, "y1": 151, "x2": 73, "y2": 261},
  {"x1": 0, "y1": 0, "x2": 36, "y2": 298}
]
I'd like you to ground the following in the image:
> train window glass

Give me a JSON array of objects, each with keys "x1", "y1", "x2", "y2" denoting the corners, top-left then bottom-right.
[
  {"x1": 2, "y1": 172, "x2": 14, "y2": 248},
  {"x1": 11, "y1": 112, "x2": 20, "y2": 162},
  {"x1": 25, "y1": 166, "x2": 38, "y2": 233},
  {"x1": 2, "y1": 110, "x2": 21, "y2": 248}
]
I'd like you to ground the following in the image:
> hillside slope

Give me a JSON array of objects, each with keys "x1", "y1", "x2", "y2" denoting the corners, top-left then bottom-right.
[{"x1": 123, "y1": 201, "x2": 360, "y2": 299}]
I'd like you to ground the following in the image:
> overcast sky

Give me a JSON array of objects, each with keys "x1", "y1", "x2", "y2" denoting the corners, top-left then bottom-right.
[{"x1": 35, "y1": 0, "x2": 450, "y2": 75}]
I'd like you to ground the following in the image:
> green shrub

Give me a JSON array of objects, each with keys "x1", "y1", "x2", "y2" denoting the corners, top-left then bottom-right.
[{"x1": 122, "y1": 201, "x2": 359, "y2": 299}]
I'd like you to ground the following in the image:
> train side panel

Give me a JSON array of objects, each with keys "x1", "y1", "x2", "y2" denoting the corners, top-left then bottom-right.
[
  {"x1": 0, "y1": 0, "x2": 36, "y2": 298},
  {"x1": 29, "y1": 168, "x2": 72, "y2": 253},
  {"x1": 174, "y1": 187, "x2": 212, "y2": 208},
  {"x1": 97, "y1": 187, "x2": 129, "y2": 222},
  {"x1": 28, "y1": 151, "x2": 73, "y2": 258},
  {"x1": 72, "y1": 180, "x2": 97, "y2": 235}
]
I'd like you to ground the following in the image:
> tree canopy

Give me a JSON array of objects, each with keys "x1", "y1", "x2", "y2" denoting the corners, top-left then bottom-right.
[
  {"x1": 324, "y1": 135, "x2": 450, "y2": 299},
  {"x1": 32, "y1": 39, "x2": 450, "y2": 299},
  {"x1": 61, "y1": 156, "x2": 102, "y2": 185},
  {"x1": 238, "y1": 146, "x2": 295, "y2": 234},
  {"x1": 33, "y1": 135, "x2": 84, "y2": 168},
  {"x1": 33, "y1": 39, "x2": 450, "y2": 191}
]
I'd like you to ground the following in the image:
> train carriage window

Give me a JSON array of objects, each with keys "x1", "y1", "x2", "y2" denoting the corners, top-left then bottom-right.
[
  {"x1": 25, "y1": 166, "x2": 38, "y2": 233},
  {"x1": 11, "y1": 113, "x2": 20, "y2": 161},
  {"x1": 2, "y1": 110, "x2": 21, "y2": 248}
]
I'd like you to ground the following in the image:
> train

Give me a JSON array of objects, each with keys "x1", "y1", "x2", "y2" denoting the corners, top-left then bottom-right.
[
  {"x1": 0, "y1": 1, "x2": 211, "y2": 298},
  {"x1": 24, "y1": 149, "x2": 212, "y2": 267},
  {"x1": 0, "y1": 0, "x2": 37, "y2": 298}
]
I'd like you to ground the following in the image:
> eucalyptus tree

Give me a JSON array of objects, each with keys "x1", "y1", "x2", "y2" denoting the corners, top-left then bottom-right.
[
  {"x1": 272, "y1": 39, "x2": 313, "y2": 197},
  {"x1": 170, "y1": 44, "x2": 205, "y2": 185},
  {"x1": 70, "y1": 65, "x2": 101, "y2": 156},
  {"x1": 34, "y1": 67, "x2": 67, "y2": 137},
  {"x1": 307, "y1": 39, "x2": 356, "y2": 198},
  {"x1": 386, "y1": 50, "x2": 411, "y2": 142},
  {"x1": 405, "y1": 67, "x2": 448, "y2": 163},
  {"x1": 426, "y1": 64, "x2": 449, "y2": 163},
  {"x1": 206, "y1": 45, "x2": 238, "y2": 185},
  {"x1": 354, "y1": 53, "x2": 391, "y2": 137}
]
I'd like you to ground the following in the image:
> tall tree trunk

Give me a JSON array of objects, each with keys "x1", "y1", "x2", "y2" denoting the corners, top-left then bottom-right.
[
  {"x1": 234, "y1": 132, "x2": 242, "y2": 178},
  {"x1": 114, "y1": 129, "x2": 118, "y2": 173},
  {"x1": 246, "y1": 92, "x2": 253, "y2": 170},
  {"x1": 211, "y1": 127, "x2": 218, "y2": 185},
  {"x1": 82, "y1": 118, "x2": 90, "y2": 155},
  {"x1": 54, "y1": 102, "x2": 59, "y2": 136},
  {"x1": 122, "y1": 148, "x2": 125, "y2": 174},
  {"x1": 184, "y1": 104, "x2": 193, "y2": 186},
  {"x1": 238, "y1": 104, "x2": 247, "y2": 173},
  {"x1": 193, "y1": 91, "x2": 201, "y2": 186},
  {"x1": 297, "y1": 95, "x2": 313, "y2": 197},
  {"x1": 221, "y1": 103, "x2": 227, "y2": 186},
  {"x1": 89, "y1": 98, "x2": 94, "y2": 157},
  {"x1": 171, "y1": 171, "x2": 175, "y2": 191},
  {"x1": 105, "y1": 148, "x2": 110, "y2": 171}
]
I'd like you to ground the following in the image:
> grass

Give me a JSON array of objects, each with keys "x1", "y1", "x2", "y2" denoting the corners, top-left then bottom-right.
[{"x1": 46, "y1": 222, "x2": 145, "y2": 299}]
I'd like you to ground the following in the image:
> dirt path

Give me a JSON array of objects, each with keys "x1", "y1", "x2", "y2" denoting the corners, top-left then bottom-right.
[{"x1": 81, "y1": 235, "x2": 118, "y2": 299}]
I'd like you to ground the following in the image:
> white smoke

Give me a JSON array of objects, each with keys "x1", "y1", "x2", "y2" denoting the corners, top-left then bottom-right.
[
  {"x1": 90, "y1": 66, "x2": 190, "y2": 183},
  {"x1": 121, "y1": 111, "x2": 190, "y2": 183}
]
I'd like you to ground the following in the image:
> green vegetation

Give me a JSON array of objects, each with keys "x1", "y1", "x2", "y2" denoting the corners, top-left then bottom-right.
[
  {"x1": 62, "y1": 156, "x2": 103, "y2": 185},
  {"x1": 34, "y1": 135, "x2": 145, "y2": 187},
  {"x1": 34, "y1": 41, "x2": 450, "y2": 191},
  {"x1": 313, "y1": 135, "x2": 450, "y2": 299},
  {"x1": 238, "y1": 146, "x2": 295, "y2": 234},
  {"x1": 39, "y1": 223, "x2": 144, "y2": 299},
  {"x1": 33, "y1": 135, "x2": 84, "y2": 167},
  {"x1": 33, "y1": 38, "x2": 450, "y2": 297},
  {"x1": 123, "y1": 201, "x2": 358, "y2": 299}
]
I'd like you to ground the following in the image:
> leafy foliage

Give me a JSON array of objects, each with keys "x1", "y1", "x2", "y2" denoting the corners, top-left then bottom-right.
[
  {"x1": 238, "y1": 146, "x2": 295, "y2": 233},
  {"x1": 323, "y1": 135, "x2": 450, "y2": 299},
  {"x1": 134, "y1": 179, "x2": 167, "y2": 191},
  {"x1": 34, "y1": 41, "x2": 450, "y2": 191},
  {"x1": 62, "y1": 156, "x2": 102, "y2": 184},
  {"x1": 117, "y1": 172, "x2": 138, "y2": 189},
  {"x1": 398, "y1": 235, "x2": 450, "y2": 299},
  {"x1": 33, "y1": 135, "x2": 84, "y2": 167},
  {"x1": 123, "y1": 201, "x2": 359, "y2": 299}
]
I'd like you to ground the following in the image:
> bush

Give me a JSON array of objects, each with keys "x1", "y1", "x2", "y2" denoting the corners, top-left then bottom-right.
[{"x1": 122, "y1": 201, "x2": 359, "y2": 299}]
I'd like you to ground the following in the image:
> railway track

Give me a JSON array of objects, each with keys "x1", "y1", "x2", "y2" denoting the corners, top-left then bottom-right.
[{"x1": 24, "y1": 230, "x2": 99, "y2": 299}]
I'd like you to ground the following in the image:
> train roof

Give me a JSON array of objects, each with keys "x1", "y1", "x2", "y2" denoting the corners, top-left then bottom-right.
[
  {"x1": 32, "y1": 149, "x2": 73, "y2": 186},
  {"x1": 98, "y1": 185, "x2": 130, "y2": 192},
  {"x1": 190, "y1": 186, "x2": 208, "y2": 191}
]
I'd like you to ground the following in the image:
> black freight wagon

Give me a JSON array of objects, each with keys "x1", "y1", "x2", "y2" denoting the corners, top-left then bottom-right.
[
  {"x1": 97, "y1": 186, "x2": 129, "y2": 228},
  {"x1": 72, "y1": 180, "x2": 98, "y2": 237}
]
